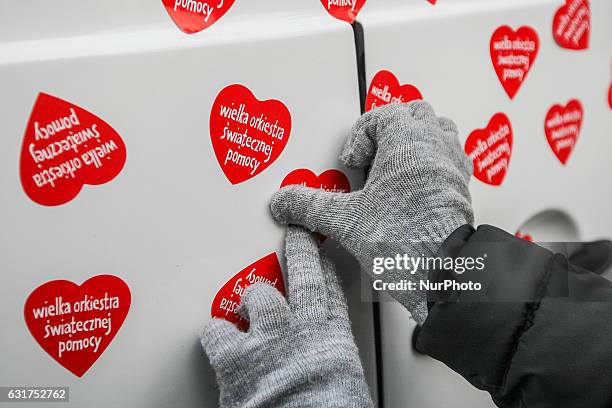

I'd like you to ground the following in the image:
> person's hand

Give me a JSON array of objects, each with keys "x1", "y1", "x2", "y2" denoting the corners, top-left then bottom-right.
[
  {"x1": 270, "y1": 102, "x2": 474, "y2": 323},
  {"x1": 200, "y1": 226, "x2": 374, "y2": 408}
]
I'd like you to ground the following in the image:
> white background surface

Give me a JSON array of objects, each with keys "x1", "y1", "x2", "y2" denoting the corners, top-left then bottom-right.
[
  {"x1": 358, "y1": 0, "x2": 611, "y2": 406},
  {"x1": 0, "y1": 0, "x2": 611, "y2": 407},
  {"x1": 0, "y1": 2, "x2": 377, "y2": 407}
]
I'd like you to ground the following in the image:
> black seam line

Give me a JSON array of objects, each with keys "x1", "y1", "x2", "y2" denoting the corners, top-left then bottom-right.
[
  {"x1": 352, "y1": 21, "x2": 367, "y2": 115},
  {"x1": 494, "y1": 254, "x2": 555, "y2": 404},
  {"x1": 351, "y1": 18, "x2": 383, "y2": 408}
]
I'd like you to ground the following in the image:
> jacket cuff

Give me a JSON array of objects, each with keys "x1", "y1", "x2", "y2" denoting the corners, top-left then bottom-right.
[{"x1": 415, "y1": 224, "x2": 554, "y2": 392}]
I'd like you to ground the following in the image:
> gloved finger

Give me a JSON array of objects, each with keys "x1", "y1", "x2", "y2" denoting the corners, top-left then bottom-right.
[
  {"x1": 340, "y1": 102, "x2": 438, "y2": 170},
  {"x1": 340, "y1": 108, "x2": 383, "y2": 169},
  {"x1": 438, "y1": 116, "x2": 458, "y2": 134},
  {"x1": 285, "y1": 226, "x2": 329, "y2": 321},
  {"x1": 200, "y1": 318, "x2": 245, "y2": 360},
  {"x1": 320, "y1": 256, "x2": 351, "y2": 323},
  {"x1": 405, "y1": 100, "x2": 439, "y2": 125},
  {"x1": 270, "y1": 185, "x2": 359, "y2": 240},
  {"x1": 239, "y1": 283, "x2": 290, "y2": 333}
]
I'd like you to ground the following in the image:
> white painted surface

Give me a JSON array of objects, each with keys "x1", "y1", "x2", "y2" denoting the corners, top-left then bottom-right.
[
  {"x1": 0, "y1": 1, "x2": 610, "y2": 407},
  {"x1": 0, "y1": 2, "x2": 377, "y2": 407},
  {"x1": 358, "y1": 0, "x2": 611, "y2": 407}
]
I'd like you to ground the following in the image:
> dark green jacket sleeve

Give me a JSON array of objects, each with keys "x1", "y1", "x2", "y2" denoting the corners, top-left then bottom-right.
[{"x1": 416, "y1": 225, "x2": 612, "y2": 408}]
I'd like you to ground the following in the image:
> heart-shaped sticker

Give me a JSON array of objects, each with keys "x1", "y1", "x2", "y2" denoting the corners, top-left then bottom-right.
[
  {"x1": 427, "y1": 0, "x2": 437, "y2": 4},
  {"x1": 465, "y1": 113, "x2": 513, "y2": 186},
  {"x1": 280, "y1": 168, "x2": 351, "y2": 193},
  {"x1": 490, "y1": 26, "x2": 540, "y2": 99},
  {"x1": 515, "y1": 231, "x2": 534, "y2": 242},
  {"x1": 553, "y1": 0, "x2": 590, "y2": 50},
  {"x1": 161, "y1": 0, "x2": 236, "y2": 34},
  {"x1": 545, "y1": 99, "x2": 583, "y2": 165},
  {"x1": 24, "y1": 275, "x2": 131, "y2": 377},
  {"x1": 210, "y1": 84, "x2": 291, "y2": 185},
  {"x1": 365, "y1": 70, "x2": 423, "y2": 112},
  {"x1": 211, "y1": 253, "x2": 285, "y2": 331},
  {"x1": 319, "y1": 0, "x2": 367, "y2": 23},
  {"x1": 281, "y1": 169, "x2": 351, "y2": 241},
  {"x1": 20, "y1": 93, "x2": 127, "y2": 207}
]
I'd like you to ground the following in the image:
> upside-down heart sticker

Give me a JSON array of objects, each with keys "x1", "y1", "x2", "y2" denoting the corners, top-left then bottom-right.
[
  {"x1": 211, "y1": 253, "x2": 285, "y2": 331},
  {"x1": 162, "y1": 0, "x2": 236, "y2": 34},
  {"x1": 210, "y1": 84, "x2": 291, "y2": 185},
  {"x1": 553, "y1": 0, "x2": 590, "y2": 50},
  {"x1": 320, "y1": 0, "x2": 367, "y2": 23},
  {"x1": 24, "y1": 275, "x2": 131, "y2": 377},
  {"x1": 490, "y1": 26, "x2": 540, "y2": 99},
  {"x1": 20, "y1": 93, "x2": 127, "y2": 207},
  {"x1": 545, "y1": 99, "x2": 583, "y2": 165},
  {"x1": 280, "y1": 168, "x2": 351, "y2": 193},
  {"x1": 365, "y1": 70, "x2": 423, "y2": 112},
  {"x1": 465, "y1": 113, "x2": 513, "y2": 186}
]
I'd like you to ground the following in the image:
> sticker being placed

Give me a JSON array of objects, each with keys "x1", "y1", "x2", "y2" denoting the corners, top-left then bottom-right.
[
  {"x1": 280, "y1": 169, "x2": 351, "y2": 193},
  {"x1": 465, "y1": 113, "x2": 513, "y2": 186},
  {"x1": 553, "y1": 0, "x2": 590, "y2": 50},
  {"x1": 162, "y1": 0, "x2": 236, "y2": 34},
  {"x1": 319, "y1": 0, "x2": 366, "y2": 23},
  {"x1": 211, "y1": 253, "x2": 285, "y2": 331},
  {"x1": 490, "y1": 26, "x2": 540, "y2": 99},
  {"x1": 545, "y1": 99, "x2": 583, "y2": 165},
  {"x1": 365, "y1": 70, "x2": 423, "y2": 112},
  {"x1": 210, "y1": 84, "x2": 291, "y2": 185},
  {"x1": 281, "y1": 169, "x2": 351, "y2": 241},
  {"x1": 20, "y1": 93, "x2": 126, "y2": 206},
  {"x1": 24, "y1": 275, "x2": 131, "y2": 377}
]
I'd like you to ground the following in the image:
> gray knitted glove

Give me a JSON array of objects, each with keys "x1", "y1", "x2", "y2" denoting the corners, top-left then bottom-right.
[
  {"x1": 270, "y1": 102, "x2": 474, "y2": 323},
  {"x1": 201, "y1": 226, "x2": 374, "y2": 408}
]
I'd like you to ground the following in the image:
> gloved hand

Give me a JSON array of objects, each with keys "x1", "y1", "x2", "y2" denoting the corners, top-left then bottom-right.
[
  {"x1": 201, "y1": 226, "x2": 374, "y2": 408},
  {"x1": 270, "y1": 102, "x2": 474, "y2": 323}
]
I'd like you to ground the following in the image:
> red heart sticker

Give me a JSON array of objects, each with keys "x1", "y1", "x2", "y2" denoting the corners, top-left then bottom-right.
[
  {"x1": 161, "y1": 0, "x2": 236, "y2": 34},
  {"x1": 553, "y1": 0, "x2": 590, "y2": 50},
  {"x1": 319, "y1": 0, "x2": 367, "y2": 23},
  {"x1": 490, "y1": 26, "x2": 540, "y2": 99},
  {"x1": 24, "y1": 275, "x2": 131, "y2": 377},
  {"x1": 281, "y1": 169, "x2": 351, "y2": 241},
  {"x1": 20, "y1": 93, "x2": 127, "y2": 207},
  {"x1": 280, "y1": 168, "x2": 351, "y2": 193},
  {"x1": 544, "y1": 99, "x2": 583, "y2": 165},
  {"x1": 210, "y1": 84, "x2": 291, "y2": 185},
  {"x1": 465, "y1": 113, "x2": 513, "y2": 186},
  {"x1": 515, "y1": 231, "x2": 534, "y2": 242},
  {"x1": 427, "y1": 0, "x2": 437, "y2": 4},
  {"x1": 365, "y1": 70, "x2": 423, "y2": 112},
  {"x1": 211, "y1": 253, "x2": 285, "y2": 331},
  {"x1": 608, "y1": 81, "x2": 612, "y2": 109}
]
